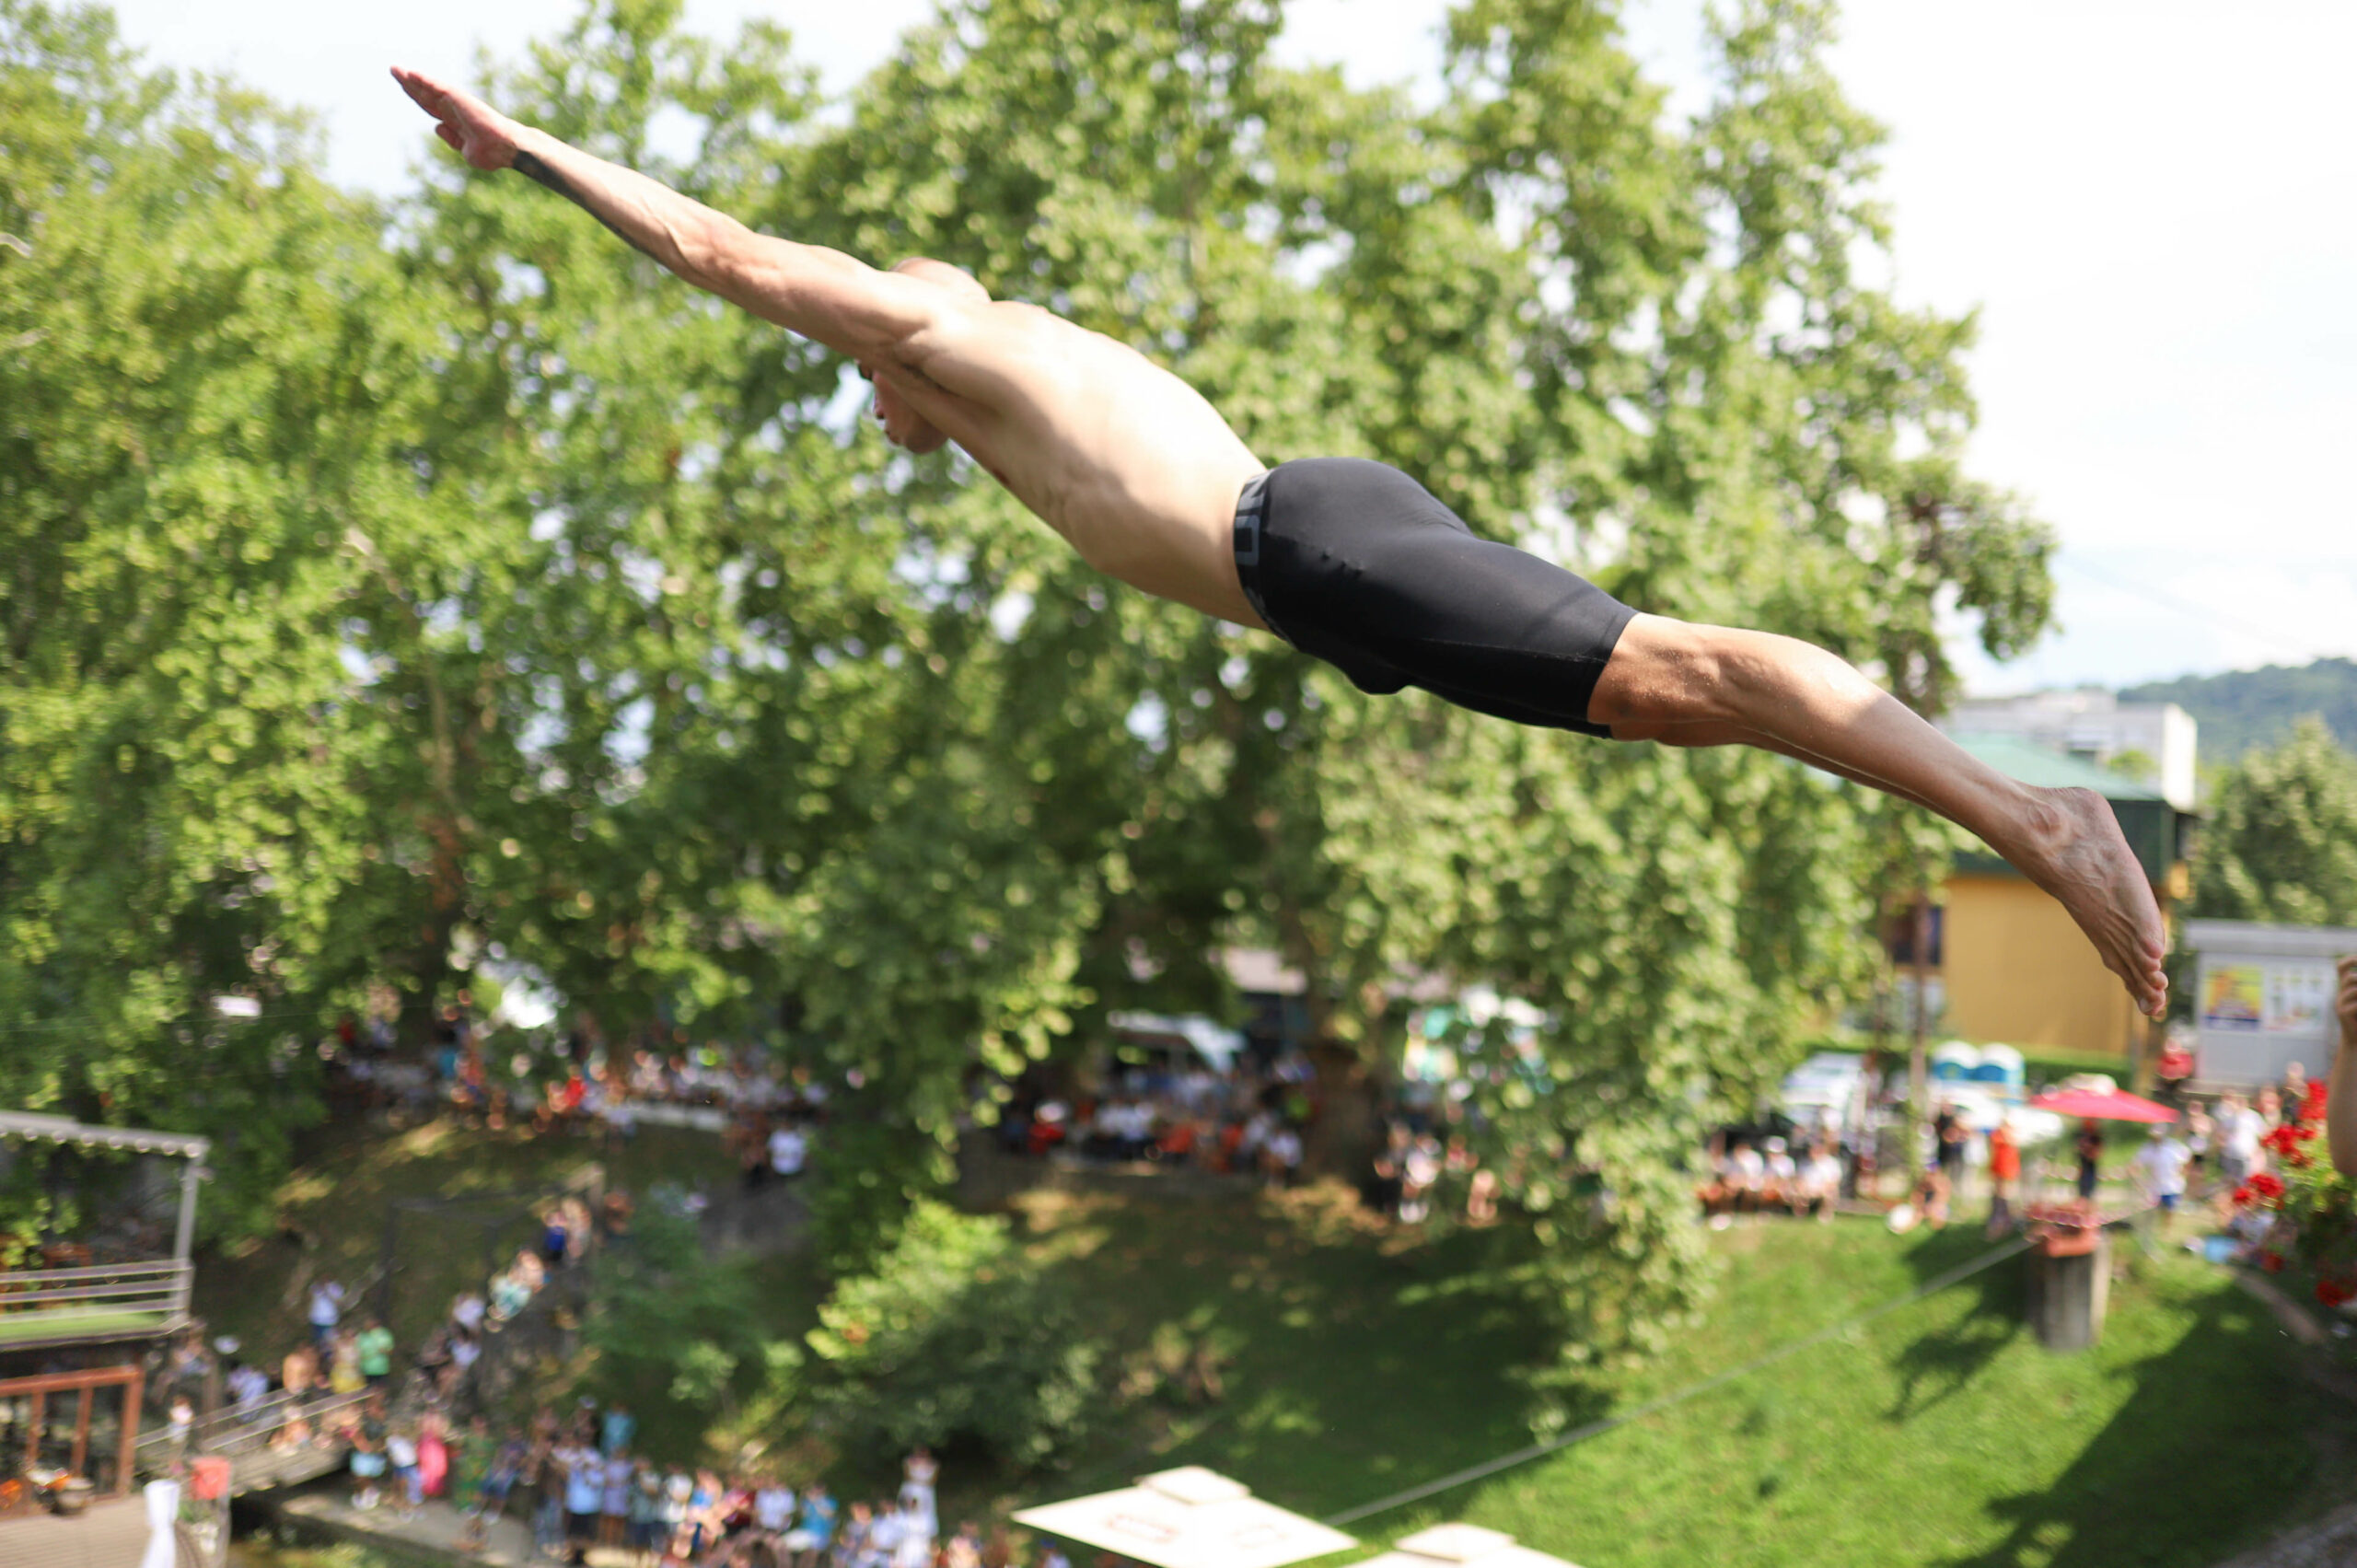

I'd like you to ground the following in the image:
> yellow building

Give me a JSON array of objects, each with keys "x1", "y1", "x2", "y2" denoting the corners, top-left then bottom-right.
[{"x1": 1915, "y1": 736, "x2": 2195, "y2": 1060}]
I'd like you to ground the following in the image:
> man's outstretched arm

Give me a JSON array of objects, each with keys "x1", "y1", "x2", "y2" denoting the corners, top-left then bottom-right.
[{"x1": 390, "y1": 66, "x2": 946, "y2": 366}]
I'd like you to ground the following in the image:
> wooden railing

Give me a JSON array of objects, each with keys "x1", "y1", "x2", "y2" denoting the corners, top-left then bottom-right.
[
  {"x1": 134, "y1": 1388, "x2": 368, "y2": 1494},
  {"x1": 0, "y1": 1259, "x2": 191, "y2": 1332}
]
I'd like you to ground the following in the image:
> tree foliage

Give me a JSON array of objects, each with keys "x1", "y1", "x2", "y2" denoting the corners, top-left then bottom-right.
[
  {"x1": 2192, "y1": 718, "x2": 2357, "y2": 928},
  {"x1": 791, "y1": 1200, "x2": 1099, "y2": 1469},
  {"x1": 3, "y1": 0, "x2": 2053, "y2": 1362}
]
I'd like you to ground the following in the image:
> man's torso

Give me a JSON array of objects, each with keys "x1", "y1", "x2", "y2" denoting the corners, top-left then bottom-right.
[{"x1": 878, "y1": 303, "x2": 1266, "y2": 627}]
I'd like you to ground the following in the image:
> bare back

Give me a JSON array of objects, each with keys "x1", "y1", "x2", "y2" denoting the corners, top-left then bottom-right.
[{"x1": 875, "y1": 301, "x2": 1269, "y2": 628}]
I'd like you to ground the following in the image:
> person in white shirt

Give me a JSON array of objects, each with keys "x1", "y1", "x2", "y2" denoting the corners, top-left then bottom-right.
[
  {"x1": 1265, "y1": 1126, "x2": 1305, "y2": 1188},
  {"x1": 2133, "y1": 1126, "x2": 2192, "y2": 1235},
  {"x1": 1762, "y1": 1136, "x2": 1798, "y2": 1206},
  {"x1": 890, "y1": 1494, "x2": 935, "y2": 1568},
  {"x1": 1727, "y1": 1141, "x2": 1767, "y2": 1213},
  {"x1": 2218, "y1": 1093, "x2": 2263, "y2": 1188},
  {"x1": 1794, "y1": 1144, "x2": 1843, "y2": 1219},
  {"x1": 769, "y1": 1123, "x2": 808, "y2": 1179},
  {"x1": 753, "y1": 1478, "x2": 795, "y2": 1538},
  {"x1": 307, "y1": 1280, "x2": 344, "y2": 1348}
]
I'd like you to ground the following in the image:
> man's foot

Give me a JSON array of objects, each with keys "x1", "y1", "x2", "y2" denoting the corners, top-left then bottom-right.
[{"x1": 2014, "y1": 786, "x2": 2169, "y2": 1016}]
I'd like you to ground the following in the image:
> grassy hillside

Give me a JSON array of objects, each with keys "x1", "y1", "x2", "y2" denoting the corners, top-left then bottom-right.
[
  {"x1": 2122, "y1": 656, "x2": 2357, "y2": 761},
  {"x1": 214, "y1": 1123, "x2": 2357, "y2": 1568}
]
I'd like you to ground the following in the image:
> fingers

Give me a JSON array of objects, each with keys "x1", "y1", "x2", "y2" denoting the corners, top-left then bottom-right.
[
  {"x1": 437, "y1": 124, "x2": 462, "y2": 151},
  {"x1": 389, "y1": 66, "x2": 443, "y2": 113}
]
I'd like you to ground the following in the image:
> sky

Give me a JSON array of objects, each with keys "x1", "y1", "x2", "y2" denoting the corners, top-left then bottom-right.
[{"x1": 99, "y1": 0, "x2": 2357, "y2": 696}]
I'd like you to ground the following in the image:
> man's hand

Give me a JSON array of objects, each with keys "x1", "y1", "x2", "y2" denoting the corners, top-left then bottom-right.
[{"x1": 392, "y1": 66, "x2": 520, "y2": 171}]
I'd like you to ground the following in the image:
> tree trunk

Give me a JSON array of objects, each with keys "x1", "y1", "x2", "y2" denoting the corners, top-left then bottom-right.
[{"x1": 1908, "y1": 895, "x2": 1933, "y2": 1168}]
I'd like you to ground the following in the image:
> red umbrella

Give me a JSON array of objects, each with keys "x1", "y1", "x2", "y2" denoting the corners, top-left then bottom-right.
[{"x1": 2027, "y1": 1087, "x2": 2177, "y2": 1123}]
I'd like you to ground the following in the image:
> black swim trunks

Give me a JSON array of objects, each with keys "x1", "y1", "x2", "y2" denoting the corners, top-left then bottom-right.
[{"x1": 1233, "y1": 457, "x2": 1637, "y2": 738}]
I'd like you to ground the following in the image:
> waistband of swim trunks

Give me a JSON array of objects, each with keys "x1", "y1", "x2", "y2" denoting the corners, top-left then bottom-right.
[{"x1": 1231, "y1": 470, "x2": 1290, "y2": 643}]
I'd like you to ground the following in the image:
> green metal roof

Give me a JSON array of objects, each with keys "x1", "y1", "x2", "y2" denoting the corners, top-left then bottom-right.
[{"x1": 1948, "y1": 734, "x2": 2171, "y2": 801}]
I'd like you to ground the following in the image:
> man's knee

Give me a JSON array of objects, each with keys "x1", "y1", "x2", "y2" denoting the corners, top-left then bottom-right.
[{"x1": 1590, "y1": 615, "x2": 1744, "y2": 731}]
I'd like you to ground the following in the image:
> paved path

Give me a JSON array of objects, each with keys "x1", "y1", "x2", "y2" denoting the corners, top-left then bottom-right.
[
  {"x1": 0, "y1": 1497, "x2": 152, "y2": 1568},
  {"x1": 276, "y1": 1492, "x2": 650, "y2": 1567}
]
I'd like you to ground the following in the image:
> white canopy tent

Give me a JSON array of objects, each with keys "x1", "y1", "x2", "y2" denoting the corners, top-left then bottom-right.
[
  {"x1": 1358, "y1": 1523, "x2": 1585, "y2": 1568},
  {"x1": 1012, "y1": 1466, "x2": 1355, "y2": 1568}
]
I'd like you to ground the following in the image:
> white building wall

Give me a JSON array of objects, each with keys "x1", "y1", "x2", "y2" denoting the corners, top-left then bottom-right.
[{"x1": 1941, "y1": 689, "x2": 2200, "y2": 809}]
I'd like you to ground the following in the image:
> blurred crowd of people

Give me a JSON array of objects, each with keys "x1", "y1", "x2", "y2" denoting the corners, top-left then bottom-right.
[{"x1": 990, "y1": 1053, "x2": 1319, "y2": 1187}]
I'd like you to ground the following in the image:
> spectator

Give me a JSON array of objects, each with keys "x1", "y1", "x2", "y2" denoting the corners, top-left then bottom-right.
[
  {"x1": 2073, "y1": 1119, "x2": 2104, "y2": 1202},
  {"x1": 2155, "y1": 1034, "x2": 2195, "y2": 1103},
  {"x1": 308, "y1": 1278, "x2": 345, "y2": 1349},
  {"x1": 2183, "y1": 1103, "x2": 2214, "y2": 1197},
  {"x1": 561, "y1": 1434, "x2": 606, "y2": 1562},
  {"x1": 600, "y1": 1400, "x2": 636, "y2": 1458},
  {"x1": 417, "y1": 1411, "x2": 449, "y2": 1501},
  {"x1": 2219, "y1": 1093, "x2": 2262, "y2": 1191},
  {"x1": 1794, "y1": 1142, "x2": 1842, "y2": 1220},
  {"x1": 1762, "y1": 1136, "x2": 1798, "y2": 1211},
  {"x1": 900, "y1": 1446, "x2": 938, "y2": 1535},
  {"x1": 768, "y1": 1121, "x2": 808, "y2": 1181},
  {"x1": 784, "y1": 1482, "x2": 837, "y2": 1568},
  {"x1": 629, "y1": 1461, "x2": 666, "y2": 1562},
  {"x1": 753, "y1": 1473, "x2": 795, "y2": 1541},
  {"x1": 226, "y1": 1358, "x2": 270, "y2": 1421},
  {"x1": 1726, "y1": 1139, "x2": 1766, "y2": 1214},
  {"x1": 354, "y1": 1317, "x2": 395, "y2": 1389},
  {"x1": 601, "y1": 1444, "x2": 635, "y2": 1550},
  {"x1": 1263, "y1": 1124, "x2": 1304, "y2": 1189},
  {"x1": 385, "y1": 1424, "x2": 423, "y2": 1520},
  {"x1": 2133, "y1": 1123, "x2": 2191, "y2": 1235},
  {"x1": 348, "y1": 1397, "x2": 388, "y2": 1511},
  {"x1": 890, "y1": 1493, "x2": 935, "y2": 1568},
  {"x1": 1933, "y1": 1103, "x2": 1968, "y2": 1195},
  {"x1": 1985, "y1": 1120, "x2": 2020, "y2": 1237},
  {"x1": 281, "y1": 1342, "x2": 319, "y2": 1400},
  {"x1": 327, "y1": 1328, "x2": 366, "y2": 1396}
]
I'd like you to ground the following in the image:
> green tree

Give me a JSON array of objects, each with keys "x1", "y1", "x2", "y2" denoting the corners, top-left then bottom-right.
[
  {"x1": 0, "y1": 0, "x2": 441, "y2": 1229},
  {"x1": 2192, "y1": 717, "x2": 2357, "y2": 927}
]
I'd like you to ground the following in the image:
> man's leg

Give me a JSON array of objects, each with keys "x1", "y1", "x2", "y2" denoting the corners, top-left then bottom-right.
[{"x1": 1588, "y1": 614, "x2": 2167, "y2": 1016}]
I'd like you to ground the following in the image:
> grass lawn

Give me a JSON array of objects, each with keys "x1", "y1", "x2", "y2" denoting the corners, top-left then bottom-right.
[{"x1": 981, "y1": 1190, "x2": 2356, "y2": 1568}]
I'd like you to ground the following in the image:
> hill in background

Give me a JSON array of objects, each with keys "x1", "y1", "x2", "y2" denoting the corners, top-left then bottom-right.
[{"x1": 2121, "y1": 657, "x2": 2357, "y2": 761}]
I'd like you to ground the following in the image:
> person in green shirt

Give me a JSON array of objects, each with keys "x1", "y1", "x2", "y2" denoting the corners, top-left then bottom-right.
[{"x1": 354, "y1": 1318, "x2": 397, "y2": 1388}]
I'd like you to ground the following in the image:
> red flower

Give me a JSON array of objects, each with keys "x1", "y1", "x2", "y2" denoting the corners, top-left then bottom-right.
[
  {"x1": 2289, "y1": 1149, "x2": 2315, "y2": 1169},
  {"x1": 2260, "y1": 1250, "x2": 2287, "y2": 1273},
  {"x1": 2303, "y1": 1083, "x2": 2330, "y2": 1121},
  {"x1": 2232, "y1": 1185, "x2": 2254, "y2": 1206},
  {"x1": 2262, "y1": 1125, "x2": 2304, "y2": 1155},
  {"x1": 2248, "y1": 1172, "x2": 2287, "y2": 1202},
  {"x1": 2317, "y1": 1277, "x2": 2356, "y2": 1308}
]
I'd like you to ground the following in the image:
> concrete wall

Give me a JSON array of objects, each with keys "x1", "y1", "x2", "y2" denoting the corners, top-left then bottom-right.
[{"x1": 1936, "y1": 872, "x2": 2143, "y2": 1057}]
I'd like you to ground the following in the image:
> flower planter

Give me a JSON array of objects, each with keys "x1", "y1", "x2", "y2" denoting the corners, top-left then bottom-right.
[{"x1": 2025, "y1": 1225, "x2": 2109, "y2": 1351}]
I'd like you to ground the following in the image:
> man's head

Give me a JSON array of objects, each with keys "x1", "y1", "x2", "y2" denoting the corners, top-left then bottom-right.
[{"x1": 866, "y1": 258, "x2": 988, "y2": 454}]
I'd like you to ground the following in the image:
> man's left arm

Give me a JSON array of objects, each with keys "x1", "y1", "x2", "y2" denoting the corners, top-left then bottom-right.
[{"x1": 2328, "y1": 956, "x2": 2357, "y2": 1176}]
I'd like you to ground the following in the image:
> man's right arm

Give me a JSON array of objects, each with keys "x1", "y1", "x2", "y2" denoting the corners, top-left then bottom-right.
[{"x1": 391, "y1": 66, "x2": 946, "y2": 366}]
